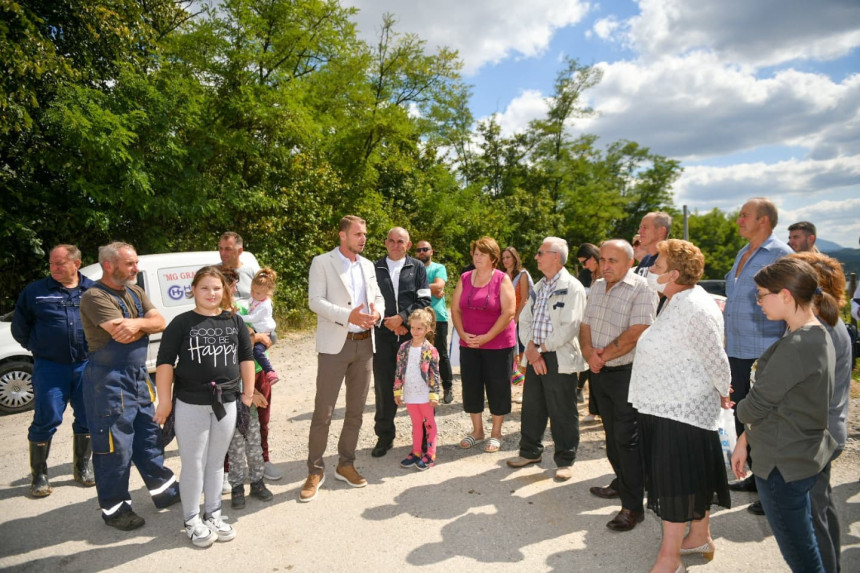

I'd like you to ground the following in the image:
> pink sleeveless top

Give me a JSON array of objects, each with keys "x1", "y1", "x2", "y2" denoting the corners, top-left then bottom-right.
[{"x1": 459, "y1": 269, "x2": 516, "y2": 350}]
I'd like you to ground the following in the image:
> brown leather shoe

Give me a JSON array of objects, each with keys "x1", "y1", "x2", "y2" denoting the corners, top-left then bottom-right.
[
  {"x1": 606, "y1": 508, "x2": 644, "y2": 532},
  {"x1": 299, "y1": 473, "x2": 325, "y2": 502},
  {"x1": 506, "y1": 456, "x2": 541, "y2": 468},
  {"x1": 589, "y1": 485, "x2": 620, "y2": 499},
  {"x1": 335, "y1": 464, "x2": 367, "y2": 488}
]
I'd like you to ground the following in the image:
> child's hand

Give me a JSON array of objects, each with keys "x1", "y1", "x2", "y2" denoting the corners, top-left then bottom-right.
[
  {"x1": 253, "y1": 390, "x2": 268, "y2": 408},
  {"x1": 394, "y1": 396, "x2": 402, "y2": 406},
  {"x1": 429, "y1": 400, "x2": 439, "y2": 408}
]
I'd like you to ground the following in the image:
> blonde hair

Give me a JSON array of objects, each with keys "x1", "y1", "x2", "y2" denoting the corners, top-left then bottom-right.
[
  {"x1": 656, "y1": 239, "x2": 705, "y2": 285},
  {"x1": 252, "y1": 267, "x2": 277, "y2": 294},
  {"x1": 408, "y1": 308, "x2": 436, "y2": 344}
]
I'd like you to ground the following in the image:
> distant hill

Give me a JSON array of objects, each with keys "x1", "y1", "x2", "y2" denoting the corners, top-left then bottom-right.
[
  {"x1": 828, "y1": 248, "x2": 860, "y2": 285},
  {"x1": 819, "y1": 239, "x2": 845, "y2": 252}
]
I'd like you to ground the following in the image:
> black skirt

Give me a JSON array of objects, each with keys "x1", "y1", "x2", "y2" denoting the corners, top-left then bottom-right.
[{"x1": 639, "y1": 413, "x2": 731, "y2": 523}]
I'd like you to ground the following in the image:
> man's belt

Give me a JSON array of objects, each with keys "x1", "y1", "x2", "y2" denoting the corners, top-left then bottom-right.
[
  {"x1": 601, "y1": 363, "x2": 633, "y2": 372},
  {"x1": 346, "y1": 330, "x2": 371, "y2": 341}
]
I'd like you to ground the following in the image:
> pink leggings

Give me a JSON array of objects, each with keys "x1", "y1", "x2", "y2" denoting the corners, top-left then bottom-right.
[{"x1": 406, "y1": 403, "x2": 437, "y2": 459}]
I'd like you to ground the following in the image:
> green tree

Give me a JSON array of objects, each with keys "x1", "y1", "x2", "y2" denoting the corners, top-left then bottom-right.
[{"x1": 687, "y1": 208, "x2": 746, "y2": 279}]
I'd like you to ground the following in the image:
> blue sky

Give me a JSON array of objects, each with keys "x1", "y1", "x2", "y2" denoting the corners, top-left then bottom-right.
[{"x1": 343, "y1": 0, "x2": 860, "y2": 249}]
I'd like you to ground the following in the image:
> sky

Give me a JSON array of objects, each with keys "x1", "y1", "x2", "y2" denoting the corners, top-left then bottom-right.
[{"x1": 341, "y1": 0, "x2": 860, "y2": 249}]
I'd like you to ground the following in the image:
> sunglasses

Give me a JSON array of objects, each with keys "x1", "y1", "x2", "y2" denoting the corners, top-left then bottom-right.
[{"x1": 416, "y1": 247, "x2": 431, "y2": 252}]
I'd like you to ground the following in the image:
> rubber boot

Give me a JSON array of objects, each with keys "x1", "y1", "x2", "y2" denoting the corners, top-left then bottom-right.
[
  {"x1": 231, "y1": 484, "x2": 246, "y2": 509},
  {"x1": 73, "y1": 433, "x2": 96, "y2": 487},
  {"x1": 29, "y1": 439, "x2": 52, "y2": 497}
]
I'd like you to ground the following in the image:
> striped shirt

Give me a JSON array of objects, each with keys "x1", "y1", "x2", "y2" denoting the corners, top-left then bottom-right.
[
  {"x1": 530, "y1": 271, "x2": 560, "y2": 345},
  {"x1": 583, "y1": 270, "x2": 657, "y2": 367}
]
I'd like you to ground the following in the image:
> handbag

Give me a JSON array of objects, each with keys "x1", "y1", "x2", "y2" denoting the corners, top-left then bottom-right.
[{"x1": 717, "y1": 407, "x2": 737, "y2": 466}]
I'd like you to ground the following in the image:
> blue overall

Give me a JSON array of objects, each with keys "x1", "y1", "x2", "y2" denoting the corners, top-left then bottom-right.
[{"x1": 82, "y1": 285, "x2": 177, "y2": 517}]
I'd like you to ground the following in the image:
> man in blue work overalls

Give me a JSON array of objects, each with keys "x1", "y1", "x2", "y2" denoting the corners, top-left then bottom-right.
[
  {"x1": 80, "y1": 242, "x2": 179, "y2": 530},
  {"x1": 12, "y1": 244, "x2": 96, "y2": 497}
]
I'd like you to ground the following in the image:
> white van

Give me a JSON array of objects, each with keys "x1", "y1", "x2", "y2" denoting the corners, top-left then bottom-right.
[{"x1": 0, "y1": 251, "x2": 259, "y2": 414}]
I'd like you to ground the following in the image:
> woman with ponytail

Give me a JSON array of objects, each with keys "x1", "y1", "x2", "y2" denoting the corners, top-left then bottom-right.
[{"x1": 731, "y1": 258, "x2": 837, "y2": 573}]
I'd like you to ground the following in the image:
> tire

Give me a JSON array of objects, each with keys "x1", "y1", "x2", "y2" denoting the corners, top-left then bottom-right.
[{"x1": 0, "y1": 360, "x2": 34, "y2": 415}]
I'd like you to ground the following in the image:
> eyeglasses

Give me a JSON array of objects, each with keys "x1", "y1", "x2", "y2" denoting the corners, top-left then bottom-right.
[
  {"x1": 536, "y1": 250, "x2": 558, "y2": 257},
  {"x1": 755, "y1": 291, "x2": 777, "y2": 302},
  {"x1": 415, "y1": 247, "x2": 431, "y2": 253},
  {"x1": 466, "y1": 287, "x2": 491, "y2": 311}
]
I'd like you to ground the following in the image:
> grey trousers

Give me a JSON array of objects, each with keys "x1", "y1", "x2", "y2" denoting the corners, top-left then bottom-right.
[
  {"x1": 811, "y1": 453, "x2": 841, "y2": 573},
  {"x1": 307, "y1": 337, "x2": 373, "y2": 474},
  {"x1": 175, "y1": 399, "x2": 236, "y2": 522}
]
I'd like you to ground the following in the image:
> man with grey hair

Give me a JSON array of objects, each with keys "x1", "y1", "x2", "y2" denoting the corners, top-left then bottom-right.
[
  {"x1": 506, "y1": 237, "x2": 587, "y2": 481},
  {"x1": 580, "y1": 239, "x2": 657, "y2": 532},
  {"x1": 79, "y1": 242, "x2": 179, "y2": 530},
  {"x1": 635, "y1": 212, "x2": 671, "y2": 276},
  {"x1": 371, "y1": 227, "x2": 431, "y2": 457},
  {"x1": 12, "y1": 244, "x2": 96, "y2": 497}
]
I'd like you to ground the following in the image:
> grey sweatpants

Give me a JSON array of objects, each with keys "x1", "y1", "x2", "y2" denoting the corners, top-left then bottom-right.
[{"x1": 175, "y1": 398, "x2": 237, "y2": 522}]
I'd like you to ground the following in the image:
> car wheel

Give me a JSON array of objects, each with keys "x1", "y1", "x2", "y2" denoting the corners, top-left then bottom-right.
[{"x1": 0, "y1": 361, "x2": 34, "y2": 414}]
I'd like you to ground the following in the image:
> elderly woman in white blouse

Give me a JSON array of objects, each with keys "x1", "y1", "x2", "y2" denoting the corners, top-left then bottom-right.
[{"x1": 628, "y1": 239, "x2": 733, "y2": 573}]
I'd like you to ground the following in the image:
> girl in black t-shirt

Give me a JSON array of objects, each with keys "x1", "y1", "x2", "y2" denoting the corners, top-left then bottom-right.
[{"x1": 154, "y1": 266, "x2": 254, "y2": 548}]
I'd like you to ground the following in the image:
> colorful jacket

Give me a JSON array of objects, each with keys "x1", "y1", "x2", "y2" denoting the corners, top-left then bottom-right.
[{"x1": 393, "y1": 339, "x2": 441, "y2": 402}]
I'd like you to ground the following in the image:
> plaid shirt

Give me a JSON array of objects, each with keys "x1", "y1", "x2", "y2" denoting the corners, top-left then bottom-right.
[
  {"x1": 530, "y1": 271, "x2": 560, "y2": 345},
  {"x1": 724, "y1": 234, "x2": 793, "y2": 359},
  {"x1": 583, "y1": 270, "x2": 657, "y2": 367}
]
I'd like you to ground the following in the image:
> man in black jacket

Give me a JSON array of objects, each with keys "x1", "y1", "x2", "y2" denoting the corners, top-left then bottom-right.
[{"x1": 371, "y1": 227, "x2": 431, "y2": 457}]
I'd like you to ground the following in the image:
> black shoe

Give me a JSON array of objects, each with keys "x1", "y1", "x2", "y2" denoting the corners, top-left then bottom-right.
[
  {"x1": 371, "y1": 441, "x2": 393, "y2": 458},
  {"x1": 250, "y1": 479, "x2": 273, "y2": 502},
  {"x1": 153, "y1": 482, "x2": 181, "y2": 509},
  {"x1": 729, "y1": 475, "x2": 757, "y2": 492},
  {"x1": 231, "y1": 484, "x2": 246, "y2": 509},
  {"x1": 576, "y1": 388, "x2": 585, "y2": 404},
  {"x1": 747, "y1": 500, "x2": 765, "y2": 515},
  {"x1": 589, "y1": 485, "x2": 620, "y2": 499},
  {"x1": 443, "y1": 389, "x2": 454, "y2": 404},
  {"x1": 104, "y1": 508, "x2": 145, "y2": 531}
]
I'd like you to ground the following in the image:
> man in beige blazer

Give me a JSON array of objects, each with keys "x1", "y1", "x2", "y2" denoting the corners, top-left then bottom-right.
[{"x1": 300, "y1": 215, "x2": 385, "y2": 502}]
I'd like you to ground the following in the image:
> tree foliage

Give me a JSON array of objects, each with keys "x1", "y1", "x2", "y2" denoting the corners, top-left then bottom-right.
[{"x1": 1, "y1": 0, "x2": 736, "y2": 319}]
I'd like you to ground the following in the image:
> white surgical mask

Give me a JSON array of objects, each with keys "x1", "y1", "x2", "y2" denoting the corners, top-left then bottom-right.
[{"x1": 646, "y1": 269, "x2": 668, "y2": 294}]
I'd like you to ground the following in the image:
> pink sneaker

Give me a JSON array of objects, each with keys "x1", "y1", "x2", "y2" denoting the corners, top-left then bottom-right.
[{"x1": 265, "y1": 371, "x2": 280, "y2": 385}]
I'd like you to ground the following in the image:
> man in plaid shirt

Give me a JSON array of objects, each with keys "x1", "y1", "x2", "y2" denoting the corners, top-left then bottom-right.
[{"x1": 580, "y1": 239, "x2": 658, "y2": 533}]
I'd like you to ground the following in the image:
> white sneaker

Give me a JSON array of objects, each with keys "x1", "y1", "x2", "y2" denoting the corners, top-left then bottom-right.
[
  {"x1": 185, "y1": 515, "x2": 217, "y2": 548},
  {"x1": 203, "y1": 510, "x2": 236, "y2": 542},
  {"x1": 263, "y1": 461, "x2": 283, "y2": 480},
  {"x1": 222, "y1": 474, "x2": 231, "y2": 494}
]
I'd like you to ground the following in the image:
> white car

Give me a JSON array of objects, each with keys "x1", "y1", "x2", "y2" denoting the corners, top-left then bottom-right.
[{"x1": 0, "y1": 251, "x2": 258, "y2": 414}]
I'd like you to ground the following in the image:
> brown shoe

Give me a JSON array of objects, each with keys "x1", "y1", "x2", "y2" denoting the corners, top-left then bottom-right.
[
  {"x1": 555, "y1": 466, "x2": 573, "y2": 481},
  {"x1": 506, "y1": 456, "x2": 541, "y2": 468},
  {"x1": 299, "y1": 473, "x2": 325, "y2": 503},
  {"x1": 606, "y1": 508, "x2": 644, "y2": 532},
  {"x1": 335, "y1": 464, "x2": 367, "y2": 488},
  {"x1": 589, "y1": 485, "x2": 620, "y2": 499}
]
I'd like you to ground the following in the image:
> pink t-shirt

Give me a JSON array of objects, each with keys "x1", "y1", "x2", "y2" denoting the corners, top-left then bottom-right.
[{"x1": 459, "y1": 269, "x2": 516, "y2": 350}]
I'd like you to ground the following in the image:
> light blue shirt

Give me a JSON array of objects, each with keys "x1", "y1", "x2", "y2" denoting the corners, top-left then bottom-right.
[{"x1": 724, "y1": 234, "x2": 793, "y2": 359}]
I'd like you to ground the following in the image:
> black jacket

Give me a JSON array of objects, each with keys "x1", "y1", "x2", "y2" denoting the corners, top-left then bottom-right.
[{"x1": 374, "y1": 256, "x2": 431, "y2": 342}]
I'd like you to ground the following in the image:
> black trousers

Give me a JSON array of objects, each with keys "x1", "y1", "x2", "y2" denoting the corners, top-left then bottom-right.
[
  {"x1": 729, "y1": 357, "x2": 756, "y2": 438},
  {"x1": 518, "y1": 352, "x2": 580, "y2": 467},
  {"x1": 372, "y1": 336, "x2": 400, "y2": 444},
  {"x1": 434, "y1": 321, "x2": 453, "y2": 391},
  {"x1": 591, "y1": 365, "x2": 644, "y2": 512}
]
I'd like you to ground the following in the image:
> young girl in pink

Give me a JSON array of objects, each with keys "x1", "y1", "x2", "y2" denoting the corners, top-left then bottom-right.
[{"x1": 393, "y1": 308, "x2": 441, "y2": 471}]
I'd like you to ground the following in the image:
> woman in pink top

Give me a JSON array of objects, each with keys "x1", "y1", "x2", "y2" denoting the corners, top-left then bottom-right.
[{"x1": 451, "y1": 237, "x2": 516, "y2": 453}]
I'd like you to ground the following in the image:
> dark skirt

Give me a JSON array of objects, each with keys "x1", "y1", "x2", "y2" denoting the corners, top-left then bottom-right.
[{"x1": 639, "y1": 413, "x2": 731, "y2": 523}]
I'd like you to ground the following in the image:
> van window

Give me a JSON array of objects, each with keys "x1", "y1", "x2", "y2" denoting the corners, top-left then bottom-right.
[{"x1": 157, "y1": 265, "x2": 205, "y2": 307}]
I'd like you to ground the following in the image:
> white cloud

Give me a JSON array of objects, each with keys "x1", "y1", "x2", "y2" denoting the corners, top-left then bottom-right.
[
  {"x1": 340, "y1": 0, "x2": 591, "y2": 75},
  {"x1": 592, "y1": 16, "x2": 619, "y2": 40},
  {"x1": 493, "y1": 90, "x2": 547, "y2": 136},
  {"x1": 627, "y1": 0, "x2": 860, "y2": 67}
]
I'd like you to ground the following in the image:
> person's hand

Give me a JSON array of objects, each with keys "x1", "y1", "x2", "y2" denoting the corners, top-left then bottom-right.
[
  {"x1": 153, "y1": 400, "x2": 172, "y2": 425},
  {"x1": 348, "y1": 303, "x2": 377, "y2": 330},
  {"x1": 587, "y1": 347, "x2": 606, "y2": 373},
  {"x1": 394, "y1": 396, "x2": 403, "y2": 406},
  {"x1": 394, "y1": 325, "x2": 408, "y2": 336},
  {"x1": 110, "y1": 318, "x2": 142, "y2": 343},
  {"x1": 252, "y1": 390, "x2": 268, "y2": 408},
  {"x1": 720, "y1": 396, "x2": 735, "y2": 409},
  {"x1": 731, "y1": 433, "x2": 749, "y2": 480},
  {"x1": 240, "y1": 393, "x2": 254, "y2": 407},
  {"x1": 464, "y1": 333, "x2": 485, "y2": 348},
  {"x1": 532, "y1": 356, "x2": 548, "y2": 376},
  {"x1": 384, "y1": 314, "x2": 404, "y2": 332},
  {"x1": 254, "y1": 332, "x2": 272, "y2": 348},
  {"x1": 429, "y1": 399, "x2": 439, "y2": 408}
]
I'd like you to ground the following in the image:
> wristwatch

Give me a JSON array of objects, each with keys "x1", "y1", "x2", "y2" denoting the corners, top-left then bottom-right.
[{"x1": 533, "y1": 341, "x2": 542, "y2": 354}]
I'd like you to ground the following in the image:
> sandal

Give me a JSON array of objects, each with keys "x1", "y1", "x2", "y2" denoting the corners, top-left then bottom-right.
[
  {"x1": 459, "y1": 435, "x2": 483, "y2": 449},
  {"x1": 484, "y1": 437, "x2": 501, "y2": 453}
]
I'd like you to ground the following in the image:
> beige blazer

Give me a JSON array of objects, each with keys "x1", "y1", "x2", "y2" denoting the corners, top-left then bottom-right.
[{"x1": 308, "y1": 247, "x2": 385, "y2": 354}]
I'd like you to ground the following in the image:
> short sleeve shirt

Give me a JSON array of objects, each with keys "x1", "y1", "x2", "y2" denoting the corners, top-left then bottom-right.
[
  {"x1": 425, "y1": 262, "x2": 449, "y2": 322},
  {"x1": 80, "y1": 283, "x2": 156, "y2": 352}
]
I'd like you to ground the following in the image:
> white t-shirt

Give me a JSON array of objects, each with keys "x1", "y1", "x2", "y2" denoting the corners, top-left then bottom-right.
[{"x1": 402, "y1": 346, "x2": 430, "y2": 404}]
